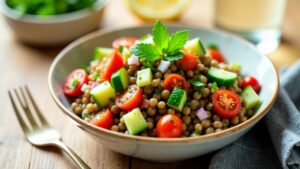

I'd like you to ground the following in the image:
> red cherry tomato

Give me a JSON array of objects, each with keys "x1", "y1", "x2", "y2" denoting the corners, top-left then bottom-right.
[
  {"x1": 207, "y1": 49, "x2": 226, "y2": 63},
  {"x1": 176, "y1": 52, "x2": 199, "y2": 71},
  {"x1": 101, "y1": 49, "x2": 124, "y2": 81},
  {"x1": 163, "y1": 74, "x2": 189, "y2": 92},
  {"x1": 242, "y1": 76, "x2": 261, "y2": 93},
  {"x1": 156, "y1": 114, "x2": 183, "y2": 138},
  {"x1": 212, "y1": 90, "x2": 241, "y2": 118},
  {"x1": 112, "y1": 37, "x2": 138, "y2": 49},
  {"x1": 64, "y1": 69, "x2": 88, "y2": 97},
  {"x1": 90, "y1": 109, "x2": 114, "y2": 129},
  {"x1": 115, "y1": 85, "x2": 143, "y2": 111}
]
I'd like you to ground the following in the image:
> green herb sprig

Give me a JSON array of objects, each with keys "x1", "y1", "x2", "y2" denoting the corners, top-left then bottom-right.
[{"x1": 130, "y1": 21, "x2": 189, "y2": 63}]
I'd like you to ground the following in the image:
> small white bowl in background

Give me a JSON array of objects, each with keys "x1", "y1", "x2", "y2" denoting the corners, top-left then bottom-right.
[{"x1": 0, "y1": 0, "x2": 108, "y2": 46}]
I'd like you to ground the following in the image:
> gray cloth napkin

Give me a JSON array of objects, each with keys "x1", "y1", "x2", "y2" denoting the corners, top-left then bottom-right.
[{"x1": 209, "y1": 60, "x2": 300, "y2": 169}]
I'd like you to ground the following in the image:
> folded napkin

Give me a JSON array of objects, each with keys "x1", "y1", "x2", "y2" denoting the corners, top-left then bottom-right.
[{"x1": 209, "y1": 60, "x2": 300, "y2": 169}]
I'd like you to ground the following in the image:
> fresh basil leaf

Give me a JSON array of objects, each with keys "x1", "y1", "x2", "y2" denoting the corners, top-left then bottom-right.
[
  {"x1": 71, "y1": 79, "x2": 79, "y2": 90},
  {"x1": 167, "y1": 30, "x2": 188, "y2": 54},
  {"x1": 189, "y1": 80, "x2": 205, "y2": 87},
  {"x1": 207, "y1": 43, "x2": 218, "y2": 50},
  {"x1": 179, "y1": 69, "x2": 185, "y2": 76},
  {"x1": 211, "y1": 82, "x2": 219, "y2": 93},
  {"x1": 93, "y1": 73, "x2": 100, "y2": 80},
  {"x1": 165, "y1": 52, "x2": 184, "y2": 61},
  {"x1": 130, "y1": 43, "x2": 161, "y2": 62},
  {"x1": 152, "y1": 21, "x2": 169, "y2": 52},
  {"x1": 143, "y1": 61, "x2": 155, "y2": 70},
  {"x1": 118, "y1": 45, "x2": 124, "y2": 54},
  {"x1": 154, "y1": 86, "x2": 162, "y2": 95}
]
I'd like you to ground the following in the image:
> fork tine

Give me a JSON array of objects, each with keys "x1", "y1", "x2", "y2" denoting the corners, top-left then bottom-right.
[
  {"x1": 24, "y1": 86, "x2": 49, "y2": 126},
  {"x1": 16, "y1": 87, "x2": 39, "y2": 128},
  {"x1": 8, "y1": 90, "x2": 30, "y2": 134}
]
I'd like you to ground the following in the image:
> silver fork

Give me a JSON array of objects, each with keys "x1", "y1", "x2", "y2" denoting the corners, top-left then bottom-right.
[{"x1": 8, "y1": 86, "x2": 91, "y2": 169}]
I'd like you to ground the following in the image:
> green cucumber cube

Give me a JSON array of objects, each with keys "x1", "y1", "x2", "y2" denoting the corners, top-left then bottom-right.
[
  {"x1": 123, "y1": 108, "x2": 148, "y2": 135},
  {"x1": 111, "y1": 68, "x2": 129, "y2": 93},
  {"x1": 207, "y1": 67, "x2": 237, "y2": 87},
  {"x1": 167, "y1": 88, "x2": 187, "y2": 112},
  {"x1": 241, "y1": 86, "x2": 261, "y2": 109},
  {"x1": 90, "y1": 81, "x2": 116, "y2": 108},
  {"x1": 184, "y1": 38, "x2": 206, "y2": 56},
  {"x1": 137, "y1": 68, "x2": 152, "y2": 87},
  {"x1": 93, "y1": 47, "x2": 113, "y2": 60}
]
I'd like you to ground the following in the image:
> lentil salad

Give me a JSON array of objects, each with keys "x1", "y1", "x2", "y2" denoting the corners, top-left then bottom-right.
[{"x1": 64, "y1": 21, "x2": 262, "y2": 138}]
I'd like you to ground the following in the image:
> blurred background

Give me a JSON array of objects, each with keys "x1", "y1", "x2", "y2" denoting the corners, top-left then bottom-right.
[{"x1": 1, "y1": 0, "x2": 299, "y2": 68}]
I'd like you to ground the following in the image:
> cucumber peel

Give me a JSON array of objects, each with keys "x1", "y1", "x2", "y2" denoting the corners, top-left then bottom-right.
[
  {"x1": 167, "y1": 88, "x2": 187, "y2": 112},
  {"x1": 207, "y1": 67, "x2": 237, "y2": 87}
]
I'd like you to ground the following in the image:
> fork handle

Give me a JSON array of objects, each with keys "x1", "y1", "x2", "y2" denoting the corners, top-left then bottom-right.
[{"x1": 52, "y1": 140, "x2": 91, "y2": 169}]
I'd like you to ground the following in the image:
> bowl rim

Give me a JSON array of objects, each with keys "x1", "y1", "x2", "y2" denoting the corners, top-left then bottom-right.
[
  {"x1": 48, "y1": 24, "x2": 279, "y2": 143},
  {"x1": 0, "y1": 0, "x2": 108, "y2": 24}
]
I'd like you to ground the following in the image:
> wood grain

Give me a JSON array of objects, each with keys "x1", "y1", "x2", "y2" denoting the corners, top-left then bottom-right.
[{"x1": 0, "y1": 0, "x2": 299, "y2": 169}]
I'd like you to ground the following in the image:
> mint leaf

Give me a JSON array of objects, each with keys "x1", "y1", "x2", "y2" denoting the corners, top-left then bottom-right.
[
  {"x1": 167, "y1": 30, "x2": 188, "y2": 54},
  {"x1": 165, "y1": 52, "x2": 184, "y2": 61},
  {"x1": 152, "y1": 21, "x2": 169, "y2": 52},
  {"x1": 130, "y1": 43, "x2": 161, "y2": 62}
]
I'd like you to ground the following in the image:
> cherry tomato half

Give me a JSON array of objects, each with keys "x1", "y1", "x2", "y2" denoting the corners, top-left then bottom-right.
[
  {"x1": 101, "y1": 49, "x2": 124, "y2": 81},
  {"x1": 156, "y1": 114, "x2": 183, "y2": 138},
  {"x1": 207, "y1": 49, "x2": 226, "y2": 63},
  {"x1": 115, "y1": 85, "x2": 143, "y2": 111},
  {"x1": 112, "y1": 37, "x2": 138, "y2": 49},
  {"x1": 163, "y1": 74, "x2": 189, "y2": 92},
  {"x1": 64, "y1": 69, "x2": 88, "y2": 97},
  {"x1": 90, "y1": 109, "x2": 114, "y2": 129},
  {"x1": 212, "y1": 90, "x2": 241, "y2": 118},
  {"x1": 176, "y1": 52, "x2": 199, "y2": 71},
  {"x1": 242, "y1": 76, "x2": 261, "y2": 93}
]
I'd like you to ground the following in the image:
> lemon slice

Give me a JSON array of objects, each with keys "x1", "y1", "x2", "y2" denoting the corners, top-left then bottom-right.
[{"x1": 126, "y1": 0, "x2": 191, "y2": 20}]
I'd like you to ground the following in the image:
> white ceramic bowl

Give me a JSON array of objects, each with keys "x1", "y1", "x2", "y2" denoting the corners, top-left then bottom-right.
[
  {"x1": 0, "y1": 0, "x2": 108, "y2": 46},
  {"x1": 48, "y1": 25, "x2": 279, "y2": 162}
]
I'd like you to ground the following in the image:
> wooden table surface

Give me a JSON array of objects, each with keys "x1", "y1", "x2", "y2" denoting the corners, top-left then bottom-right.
[{"x1": 1, "y1": 0, "x2": 299, "y2": 169}]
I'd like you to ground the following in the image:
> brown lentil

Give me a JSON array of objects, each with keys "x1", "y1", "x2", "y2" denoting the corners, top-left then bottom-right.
[
  {"x1": 149, "y1": 98, "x2": 158, "y2": 107},
  {"x1": 161, "y1": 89, "x2": 170, "y2": 100},
  {"x1": 157, "y1": 101, "x2": 166, "y2": 109}
]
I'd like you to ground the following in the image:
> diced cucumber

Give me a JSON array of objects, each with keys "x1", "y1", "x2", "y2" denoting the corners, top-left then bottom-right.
[
  {"x1": 90, "y1": 81, "x2": 116, "y2": 108},
  {"x1": 111, "y1": 68, "x2": 129, "y2": 93},
  {"x1": 137, "y1": 68, "x2": 152, "y2": 87},
  {"x1": 123, "y1": 108, "x2": 148, "y2": 135},
  {"x1": 93, "y1": 47, "x2": 113, "y2": 60},
  {"x1": 230, "y1": 62, "x2": 242, "y2": 71},
  {"x1": 241, "y1": 86, "x2": 261, "y2": 110},
  {"x1": 122, "y1": 47, "x2": 131, "y2": 64},
  {"x1": 207, "y1": 67, "x2": 237, "y2": 87},
  {"x1": 167, "y1": 88, "x2": 187, "y2": 112},
  {"x1": 184, "y1": 38, "x2": 206, "y2": 56}
]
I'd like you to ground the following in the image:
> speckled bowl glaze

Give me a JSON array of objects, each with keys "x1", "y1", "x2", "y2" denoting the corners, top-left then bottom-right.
[
  {"x1": 48, "y1": 25, "x2": 279, "y2": 162},
  {"x1": 0, "y1": 0, "x2": 108, "y2": 46}
]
